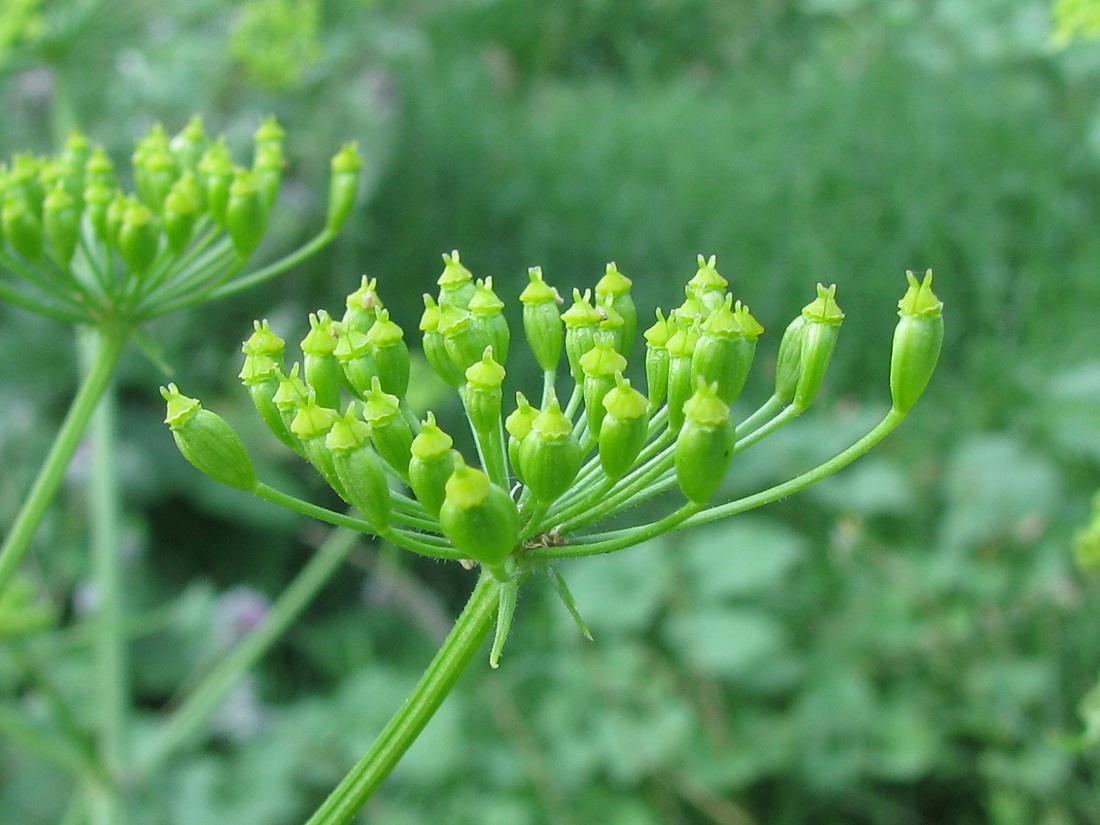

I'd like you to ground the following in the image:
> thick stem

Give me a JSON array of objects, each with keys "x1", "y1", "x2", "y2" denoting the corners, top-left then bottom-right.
[
  {"x1": 141, "y1": 528, "x2": 361, "y2": 773},
  {"x1": 0, "y1": 325, "x2": 128, "y2": 598},
  {"x1": 304, "y1": 572, "x2": 500, "y2": 825},
  {"x1": 85, "y1": 339, "x2": 127, "y2": 825}
]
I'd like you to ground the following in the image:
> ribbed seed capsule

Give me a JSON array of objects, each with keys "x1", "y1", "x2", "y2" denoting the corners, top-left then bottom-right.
[
  {"x1": 691, "y1": 296, "x2": 764, "y2": 406},
  {"x1": 438, "y1": 249, "x2": 477, "y2": 308},
  {"x1": 504, "y1": 392, "x2": 538, "y2": 485},
  {"x1": 674, "y1": 381, "x2": 735, "y2": 504},
  {"x1": 468, "y1": 277, "x2": 510, "y2": 364},
  {"x1": 774, "y1": 314, "x2": 807, "y2": 404},
  {"x1": 594, "y1": 293, "x2": 626, "y2": 356},
  {"x1": 890, "y1": 270, "x2": 944, "y2": 414},
  {"x1": 562, "y1": 289, "x2": 602, "y2": 380},
  {"x1": 271, "y1": 363, "x2": 310, "y2": 440},
  {"x1": 440, "y1": 456, "x2": 520, "y2": 571},
  {"x1": 666, "y1": 317, "x2": 700, "y2": 431},
  {"x1": 595, "y1": 262, "x2": 636, "y2": 358},
  {"x1": 252, "y1": 134, "x2": 284, "y2": 208},
  {"x1": 162, "y1": 384, "x2": 258, "y2": 491},
  {"x1": 687, "y1": 254, "x2": 730, "y2": 312},
  {"x1": 462, "y1": 348, "x2": 506, "y2": 437},
  {"x1": 420, "y1": 294, "x2": 465, "y2": 387},
  {"x1": 409, "y1": 412, "x2": 457, "y2": 517},
  {"x1": 599, "y1": 373, "x2": 649, "y2": 480},
  {"x1": 520, "y1": 266, "x2": 564, "y2": 372},
  {"x1": 326, "y1": 143, "x2": 362, "y2": 234},
  {"x1": 644, "y1": 309, "x2": 672, "y2": 411},
  {"x1": 579, "y1": 335, "x2": 627, "y2": 438},
  {"x1": 439, "y1": 304, "x2": 493, "y2": 378},
  {"x1": 367, "y1": 308, "x2": 410, "y2": 398},
  {"x1": 519, "y1": 395, "x2": 582, "y2": 503},
  {"x1": 198, "y1": 139, "x2": 233, "y2": 226},
  {"x1": 301, "y1": 310, "x2": 342, "y2": 410},
  {"x1": 289, "y1": 390, "x2": 345, "y2": 498},
  {"x1": 163, "y1": 173, "x2": 200, "y2": 253},
  {"x1": 84, "y1": 183, "x2": 114, "y2": 241},
  {"x1": 363, "y1": 376, "x2": 414, "y2": 478},
  {"x1": 333, "y1": 323, "x2": 376, "y2": 399},
  {"x1": 118, "y1": 200, "x2": 160, "y2": 275},
  {"x1": 226, "y1": 169, "x2": 268, "y2": 256},
  {"x1": 43, "y1": 184, "x2": 79, "y2": 267},
  {"x1": 326, "y1": 410, "x2": 391, "y2": 531},
  {"x1": 240, "y1": 321, "x2": 300, "y2": 453},
  {"x1": 3, "y1": 195, "x2": 43, "y2": 260},
  {"x1": 85, "y1": 147, "x2": 116, "y2": 190},
  {"x1": 169, "y1": 116, "x2": 207, "y2": 175},
  {"x1": 343, "y1": 276, "x2": 382, "y2": 334},
  {"x1": 794, "y1": 284, "x2": 844, "y2": 411},
  {"x1": 136, "y1": 149, "x2": 178, "y2": 212}
]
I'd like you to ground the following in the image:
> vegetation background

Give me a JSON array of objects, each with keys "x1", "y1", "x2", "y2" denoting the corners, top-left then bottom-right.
[{"x1": 3, "y1": 0, "x2": 1100, "y2": 822}]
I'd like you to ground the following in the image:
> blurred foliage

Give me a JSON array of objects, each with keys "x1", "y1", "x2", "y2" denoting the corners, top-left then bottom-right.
[
  {"x1": 4, "y1": 0, "x2": 1100, "y2": 823},
  {"x1": 1055, "y1": 0, "x2": 1100, "y2": 41}
]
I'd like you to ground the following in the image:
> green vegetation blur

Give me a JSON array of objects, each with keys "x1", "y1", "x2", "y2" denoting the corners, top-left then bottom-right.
[{"x1": 3, "y1": 0, "x2": 1100, "y2": 822}]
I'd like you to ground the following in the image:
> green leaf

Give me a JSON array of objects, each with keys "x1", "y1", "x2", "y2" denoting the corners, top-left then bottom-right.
[{"x1": 664, "y1": 606, "x2": 788, "y2": 679}]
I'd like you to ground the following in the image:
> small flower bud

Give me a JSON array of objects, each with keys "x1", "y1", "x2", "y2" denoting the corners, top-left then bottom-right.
[
  {"x1": 594, "y1": 262, "x2": 637, "y2": 357},
  {"x1": 326, "y1": 143, "x2": 362, "y2": 234},
  {"x1": 519, "y1": 396, "x2": 582, "y2": 503},
  {"x1": 162, "y1": 384, "x2": 258, "y2": 491},
  {"x1": 300, "y1": 310, "x2": 343, "y2": 409},
  {"x1": 326, "y1": 409, "x2": 391, "y2": 531},
  {"x1": 794, "y1": 283, "x2": 844, "y2": 410},
  {"x1": 598, "y1": 373, "x2": 649, "y2": 480},
  {"x1": 674, "y1": 380, "x2": 735, "y2": 503},
  {"x1": 504, "y1": 392, "x2": 538, "y2": 484},
  {"x1": 409, "y1": 412, "x2": 458, "y2": 517},
  {"x1": 438, "y1": 249, "x2": 476, "y2": 308},
  {"x1": 890, "y1": 270, "x2": 943, "y2": 414},
  {"x1": 363, "y1": 376, "x2": 414, "y2": 478},
  {"x1": 520, "y1": 266, "x2": 564, "y2": 372},
  {"x1": 227, "y1": 169, "x2": 268, "y2": 256},
  {"x1": 366, "y1": 308, "x2": 410, "y2": 398},
  {"x1": 440, "y1": 456, "x2": 520, "y2": 568},
  {"x1": 468, "y1": 277, "x2": 510, "y2": 364}
]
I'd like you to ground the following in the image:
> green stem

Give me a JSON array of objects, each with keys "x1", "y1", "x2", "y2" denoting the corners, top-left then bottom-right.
[
  {"x1": 207, "y1": 230, "x2": 335, "y2": 301},
  {"x1": 304, "y1": 572, "x2": 500, "y2": 825},
  {"x1": 530, "y1": 501, "x2": 703, "y2": 559},
  {"x1": 0, "y1": 325, "x2": 128, "y2": 598},
  {"x1": 84, "y1": 331, "x2": 127, "y2": 825},
  {"x1": 141, "y1": 528, "x2": 361, "y2": 773}
]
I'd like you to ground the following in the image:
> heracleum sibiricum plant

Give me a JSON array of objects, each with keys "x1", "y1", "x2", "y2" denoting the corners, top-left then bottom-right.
[
  {"x1": 0, "y1": 116, "x2": 361, "y2": 596},
  {"x1": 164, "y1": 253, "x2": 944, "y2": 825}
]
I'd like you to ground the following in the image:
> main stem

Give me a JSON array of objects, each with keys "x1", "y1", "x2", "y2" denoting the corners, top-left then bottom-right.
[
  {"x1": 304, "y1": 571, "x2": 500, "y2": 825},
  {"x1": 84, "y1": 329, "x2": 128, "y2": 825},
  {"x1": 0, "y1": 325, "x2": 127, "y2": 597}
]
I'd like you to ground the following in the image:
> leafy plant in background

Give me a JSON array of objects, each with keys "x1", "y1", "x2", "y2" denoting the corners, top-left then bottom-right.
[
  {"x1": 164, "y1": 253, "x2": 943, "y2": 823},
  {"x1": 0, "y1": 118, "x2": 360, "y2": 821}
]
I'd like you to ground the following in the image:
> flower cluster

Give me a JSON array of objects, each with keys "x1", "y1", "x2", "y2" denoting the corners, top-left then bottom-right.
[
  {"x1": 164, "y1": 254, "x2": 943, "y2": 664},
  {"x1": 0, "y1": 116, "x2": 360, "y2": 326}
]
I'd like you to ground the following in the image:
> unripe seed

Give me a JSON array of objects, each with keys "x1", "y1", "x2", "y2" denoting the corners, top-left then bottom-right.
[
  {"x1": 520, "y1": 266, "x2": 564, "y2": 372},
  {"x1": 300, "y1": 310, "x2": 342, "y2": 410},
  {"x1": 326, "y1": 143, "x2": 362, "y2": 234},
  {"x1": 519, "y1": 395, "x2": 582, "y2": 503},
  {"x1": 890, "y1": 270, "x2": 944, "y2": 414},
  {"x1": 327, "y1": 409, "x2": 391, "y2": 531},
  {"x1": 162, "y1": 384, "x2": 258, "y2": 491},
  {"x1": 794, "y1": 283, "x2": 844, "y2": 410},
  {"x1": 438, "y1": 249, "x2": 476, "y2": 308},
  {"x1": 226, "y1": 169, "x2": 268, "y2": 256},
  {"x1": 366, "y1": 308, "x2": 410, "y2": 398},
  {"x1": 440, "y1": 457, "x2": 520, "y2": 567},
  {"x1": 409, "y1": 412, "x2": 457, "y2": 517},
  {"x1": 420, "y1": 294, "x2": 466, "y2": 387},
  {"x1": 363, "y1": 376, "x2": 414, "y2": 478},
  {"x1": 674, "y1": 381, "x2": 735, "y2": 504},
  {"x1": 594, "y1": 262, "x2": 636, "y2": 357},
  {"x1": 598, "y1": 373, "x2": 649, "y2": 480}
]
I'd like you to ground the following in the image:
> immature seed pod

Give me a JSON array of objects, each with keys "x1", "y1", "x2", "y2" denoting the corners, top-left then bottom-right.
[
  {"x1": 59, "y1": 130, "x2": 91, "y2": 198},
  {"x1": 161, "y1": 384, "x2": 258, "y2": 491},
  {"x1": 462, "y1": 348, "x2": 506, "y2": 437},
  {"x1": 271, "y1": 363, "x2": 310, "y2": 439},
  {"x1": 342, "y1": 276, "x2": 382, "y2": 334},
  {"x1": 333, "y1": 322, "x2": 376, "y2": 399},
  {"x1": 665, "y1": 317, "x2": 700, "y2": 431},
  {"x1": 599, "y1": 373, "x2": 649, "y2": 480},
  {"x1": 300, "y1": 310, "x2": 342, "y2": 410},
  {"x1": 439, "y1": 304, "x2": 493, "y2": 378},
  {"x1": 691, "y1": 296, "x2": 764, "y2": 406},
  {"x1": 2, "y1": 195, "x2": 43, "y2": 260},
  {"x1": 519, "y1": 395, "x2": 582, "y2": 503},
  {"x1": 138, "y1": 149, "x2": 179, "y2": 213},
  {"x1": 326, "y1": 143, "x2": 362, "y2": 234},
  {"x1": 439, "y1": 456, "x2": 520, "y2": 568},
  {"x1": 562, "y1": 289, "x2": 602, "y2": 380},
  {"x1": 240, "y1": 321, "x2": 300, "y2": 453},
  {"x1": 437, "y1": 249, "x2": 477, "y2": 308},
  {"x1": 579, "y1": 334, "x2": 627, "y2": 438},
  {"x1": 594, "y1": 293, "x2": 626, "y2": 355},
  {"x1": 504, "y1": 392, "x2": 538, "y2": 484},
  {"x1": 468, "y1": 277, "x2": 510, "y2": 364},
  {"x1": 85, "y1": 146, "x2": 116, "y2": 191},
  {"x1": 290, "y1": 390, "x2": 345, "y2": 497},
  {"x1": 594, "y1": 262, "x2": 637, "y2": 357},
  {"x1": 252, "y1": 144, "x2": 284, "y2": 209},
  {"x1": 686, "y1": 254, "x2": 729, "y2": 306},
  {"x1": 198, "y1": 139, "x2": 233, "y2": 226},
  {"x1": 326, "y1": 409, "x2": 391, "y2": 531},
  {"x1": 226, "y1": 169, "x2": 268, "y2": 257},
  {"x1": 118, "y1": 199, "x2": 160, "y2": 275},
  {"x1": 363, "y1": 376, "x2": 414, "y2": 478},
  {"x1": 84, "y1": 182, "x2": 114, "y2": 241},
  {"x1": 794, "y1": 283, "x2": 844, "y2": 411},
  {"x1": 253, "y1": 116, "x2": 286, "y2": 157},
  {"x1": 169, "y1": 116, "x2": 208, "y2": 175},
  {"x1": 644, "y1": 309, "x2": 672, "y2": 411},
  {"x1": 42, "y1": 183, "x2": 79, "y2": 267},
  {"x1": 163, "y1": 173, "x2": 200, "y2": 253},
  {"x1": 674, "y1": 381, "x2": 736, "y2": 504},
  {"x1": 409, "y1": 412, "x2": 457, "y2": 517},
  {"x1": 890, "y1": 270, "x2": 944, "y2": 414},
  {"x1": 520, "y1": 266, "x2": 564, "y2": 372},
  {"x1": 420, "y1": 294, "x2": 466, "y2": 387},
  {"x1": 367, "y1": 308, "x2": 410, "y2": 398}
]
